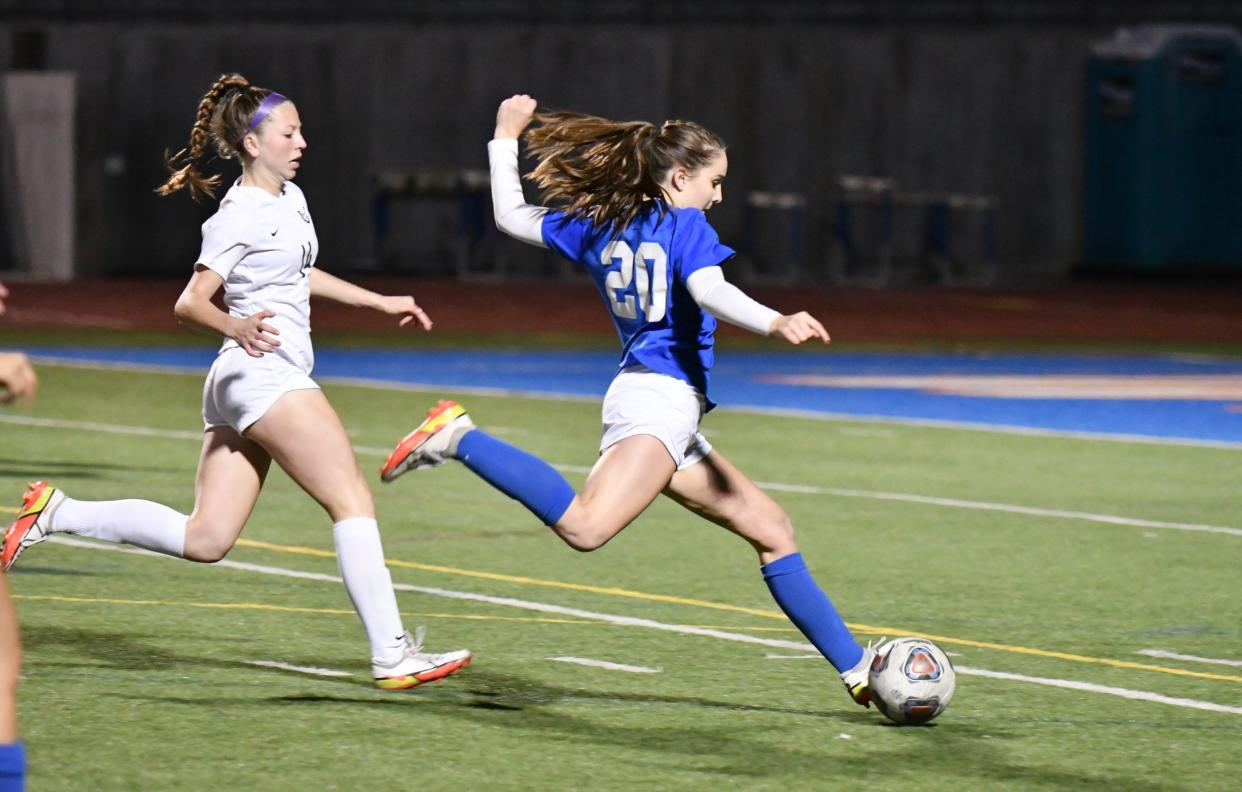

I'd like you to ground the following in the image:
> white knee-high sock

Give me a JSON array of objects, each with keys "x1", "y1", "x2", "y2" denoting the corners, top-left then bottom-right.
[
  {"x1": 51, "y1": 497, "x2": 186, "y2": 558},
  {"x1": 332, "y1": 517, "x2": 406, "y2": 666}
]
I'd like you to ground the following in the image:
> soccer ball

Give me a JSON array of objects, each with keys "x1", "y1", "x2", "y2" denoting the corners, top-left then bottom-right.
[{"x1": 868, "y1": 637, "x2": 956, "y2": 725}]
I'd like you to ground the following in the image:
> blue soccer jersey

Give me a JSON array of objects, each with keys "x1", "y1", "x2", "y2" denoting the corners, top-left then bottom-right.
[{"x1": 542, "y1": 204, "x2": 735, "y2": 403}]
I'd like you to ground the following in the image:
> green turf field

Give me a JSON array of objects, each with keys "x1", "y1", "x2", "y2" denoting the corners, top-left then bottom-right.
[{"x1": 2, "y1": 360, "x2": 1239, "y2": 791}]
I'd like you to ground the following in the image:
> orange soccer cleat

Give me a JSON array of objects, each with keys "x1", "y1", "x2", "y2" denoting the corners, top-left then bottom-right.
[
  {"x1": 3, "y1": 481, "x2": 65, "y2": 572},
  {"x1": 379, "y1": 400, "x2": 474, "y2": 482}
]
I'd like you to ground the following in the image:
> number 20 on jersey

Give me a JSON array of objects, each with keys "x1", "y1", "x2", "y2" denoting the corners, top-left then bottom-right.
[{"x1": 602, "y1": 240, "x2": 668, "y2": 323}]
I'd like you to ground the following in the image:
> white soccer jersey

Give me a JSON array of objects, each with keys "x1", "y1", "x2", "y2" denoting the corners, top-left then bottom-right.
[{"x1": 196, "y1": 179, "x2": 318, "y2": 372}]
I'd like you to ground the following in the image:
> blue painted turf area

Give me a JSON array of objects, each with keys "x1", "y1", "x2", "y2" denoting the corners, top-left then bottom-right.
[{"x1": 21, "y1": 346, "x2": 1242, "y2": 445}]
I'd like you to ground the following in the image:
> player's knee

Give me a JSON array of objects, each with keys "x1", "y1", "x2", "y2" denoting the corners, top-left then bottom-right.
[
  {"x1": 323, "y1": 478, "x2": 374, "y2": 523},
  {"x1": 187, "y1": 540, "x2": 233, "y2": 563},
  {"x1": 554, "y1": 512, "x2": 616, "y2": 552},
  {"x1": 557, "y1": 525, "x2": 610, "y2": 552},
  {"x1": 744, "y1": 505, "x2": 796, "y2": 555},
  {"x1": 183, "y1": 520, "x2": 237, "y2": 563}
]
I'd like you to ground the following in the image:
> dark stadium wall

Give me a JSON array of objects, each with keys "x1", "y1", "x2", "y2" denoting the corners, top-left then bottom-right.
[{"x1": 20, "y1": 23, "x2": 1099, "y2": 283}]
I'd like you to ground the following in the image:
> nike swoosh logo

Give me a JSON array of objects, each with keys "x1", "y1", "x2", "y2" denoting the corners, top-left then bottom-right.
[{"x1": 270, "y1": 229, "x2": 279, "y2": 236}]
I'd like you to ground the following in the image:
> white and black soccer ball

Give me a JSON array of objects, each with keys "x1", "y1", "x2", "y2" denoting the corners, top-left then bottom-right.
[{"x1": 868, "y1": 637, "x2": 956, "y2": 725}]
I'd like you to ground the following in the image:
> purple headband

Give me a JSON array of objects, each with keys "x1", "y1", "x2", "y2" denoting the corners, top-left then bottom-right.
[{"x1": 248, "y1": 92, "x2": 288, "y2": 132}]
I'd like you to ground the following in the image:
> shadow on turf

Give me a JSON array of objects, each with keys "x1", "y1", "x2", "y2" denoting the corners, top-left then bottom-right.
[
  {"x1": 7, "y1": 566, "x2": 101, "y2": 577},
  {"x1": 27, "y1": 645, "x2": 1165, "y2": 789},
  {"x1": 17, "y1": 630, "x2": 1191, "y2": 788},
  {"x1": 0, "y1": 456, "x2": 173, "y2": 480}
]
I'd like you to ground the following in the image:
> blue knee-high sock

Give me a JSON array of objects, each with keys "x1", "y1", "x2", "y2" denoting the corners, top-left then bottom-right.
[
  {"x1": 455, "y1": 430, "x2": 575, "y2": 526},
  {"x1": 762, "y1": 552, "x2": 864, "y2": 673},
  {"x1": 0, "y1": 742, "x2": 24, "y2": 792}
]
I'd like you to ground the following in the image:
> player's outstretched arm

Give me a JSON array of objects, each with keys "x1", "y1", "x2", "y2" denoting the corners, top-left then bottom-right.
[
  {"x1": 685, "y1": 267, "x2": 830, "y2": 345},
  {"x1": 308, "y1": 268, "x2": 432, "y2": 330},
  {"x1": 489, "y1": 94, "x2": 548, "y2": 247},
  {"x1": 0, "y1": 352, "x2": 37, "y2": 405},
  {"x1": 0, "y1": 280, "x2": 37, "y2": 404},
  {"x1": 768, "y1": 311, "x2": 831, "y2": 345}
]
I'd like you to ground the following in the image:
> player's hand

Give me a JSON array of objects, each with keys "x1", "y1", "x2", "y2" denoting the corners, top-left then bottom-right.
[
  {"x1": 375, "y1": 295, "x2": 432, "y2": 331},
  {"x1": 0, "y1": 280, "x2": 9, "y2": 316},
  {"x1": 231, "y1": 310, "x2": 281, "y2": 357},
  {"x1": 769, "y1": 312, "x2": 830, "y2": 345},
  {"x1": 0, "y1": 351, "x2": 37, "y2": 405},
  {"x1": 495, "y1": 94, "x2": 537, "y2": 140}
]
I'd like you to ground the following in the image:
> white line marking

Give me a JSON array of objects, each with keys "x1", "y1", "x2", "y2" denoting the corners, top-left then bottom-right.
[
  {"x1": 766, "y1": 650, "x2": 963, "y2": 660},
  {"x1": 759, "y1": 373, "x2": 1242, "y2": 400},
  {"x1": 247, "y1": 660, "x2": 353, "y2": 678},
  {"x1": 958, "y1": 666, "x2": 1242, "y2": 715},
  {"x1": 44, "y1": 537, "x2": 1242, "y2": 716},
  {"x1": 729, "y1": 404, "x2": 1242, "y2": 450},
  {"x1": 1137, "y1": 649, "x2": 1242, "y2": 668},
  {"x1": 0, "y1": 414, "x2": 204, "y2": 441},
  {"x1": 5, "y1": 414, "x2": 1237, "y2": 539},
  {"x1": 753, "y1": 484, "x2": 1242, "y2": 539},
  {"x1": 26, "y1": 356, "x2": 1242, "y2": 450},
  {"x1": 548, "y1": 657, "x2": 662, "y2": 673},
  {"x1": 24, "y1": 355, "x2": 603, "y2": 405}
]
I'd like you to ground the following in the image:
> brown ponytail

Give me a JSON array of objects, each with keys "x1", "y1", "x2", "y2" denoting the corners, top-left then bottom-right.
[
  {"x1": 524, "y1": 110, "x2": 725, "y2": 230},
  {"x1": 155, "y1": 72, "x2": 279, "y2": 201}
]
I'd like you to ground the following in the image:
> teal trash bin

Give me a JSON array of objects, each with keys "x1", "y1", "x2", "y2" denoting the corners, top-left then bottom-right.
[{"x1": 1085, "y1": 25, "x2": 1242, "y2": 271}]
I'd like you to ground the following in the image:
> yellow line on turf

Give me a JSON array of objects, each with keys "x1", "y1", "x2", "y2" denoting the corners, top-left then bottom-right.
[
  {"x1": 15, "y1": 593, "x2": 357, "y2": 616},
  {"x1": 236, "y1": 538, "x2": 790, "y2": 618},
  {"x1": 233, "y1": 537, "x2": 1242, "y2": 685},
  {"x1": 0, "y1": 505, "x2": 17, "y2": 514}
]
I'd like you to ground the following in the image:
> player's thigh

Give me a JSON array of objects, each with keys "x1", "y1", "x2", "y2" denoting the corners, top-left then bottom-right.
[
  {"x1": 0, "y1": 574, "x2": 18, "y2": 682},
  {"x1": 244, "y1": 388, "x2": 373, "y2": 519},
  {"x1": 187, "y1": 427, "x2": 271, "y2": 558},
  {"x1": 569, "y1": 433, "x2": 677, "y2": 532},
  {"x1": 665, "y1": 449, "x2": 794, "y2": 554},
  {"x1": 0, "y1": 576, "x2": 16, "y2": 742}
]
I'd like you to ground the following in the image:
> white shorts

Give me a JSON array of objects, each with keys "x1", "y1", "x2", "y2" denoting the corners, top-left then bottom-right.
[
  {"x1": 600, "y1": 366, "x2": 712, "y2": 471},
  {"x1": 202, "y1": 347, "x2": 320, "y2": 433}
]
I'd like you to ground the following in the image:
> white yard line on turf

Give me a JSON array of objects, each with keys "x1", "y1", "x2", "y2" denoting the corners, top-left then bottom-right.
[
  {"x1": 3, "y1": 412, "x2": 1237, "y2": 539},
  {"x1": 754, "y1": 485, "x2": 1242, "y2": 539},
  {"x1": 25, "y1": 356, "x2": 1242, "y2": 450},
  {"x1": 958, "y1": 666, "x2": 1242, "y2": 715},
  {"x1": 549, "y1": 657, "x2": 662, "y2": 673},
  {"x1": 0, "y1": 414, "x2": 204, "y2": 441},
  {"x1": 43, "y1": 536, "x2": 1242, "y2": 716},
  {"x1": 1137, "y1": 649, "x2": 1242, "y2": 668},
  {"x1": 247, "y1": 660, "x2": 353, "y2": 678},
  {"x1": 728, "y1": 403, "x2": 1242, "y2": 451}
]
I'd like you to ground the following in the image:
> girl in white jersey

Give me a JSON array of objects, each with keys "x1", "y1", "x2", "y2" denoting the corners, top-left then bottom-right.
[
  {"x1": 380, "y1": 95, "x2": 878, "y2": 710},
  {"x1": 2, "y1": 73, "x2": 471, "y2": 690}
]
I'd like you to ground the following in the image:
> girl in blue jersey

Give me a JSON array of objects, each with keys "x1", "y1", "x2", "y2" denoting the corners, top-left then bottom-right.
[{"x1": 382, "y1": 94, "x2": 876, "y2": 707}]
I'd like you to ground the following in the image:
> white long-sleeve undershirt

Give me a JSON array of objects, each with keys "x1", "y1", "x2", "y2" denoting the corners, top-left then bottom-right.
[
  {"x1": 487, "y1": 138, "x2": 779, "y2": 336},
  {"x1": 685, "y1": 266, "x2": 780, "y2": 336},
  {"x1": 488, "y1": 138, "x2": 547, "y2": 247}
]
